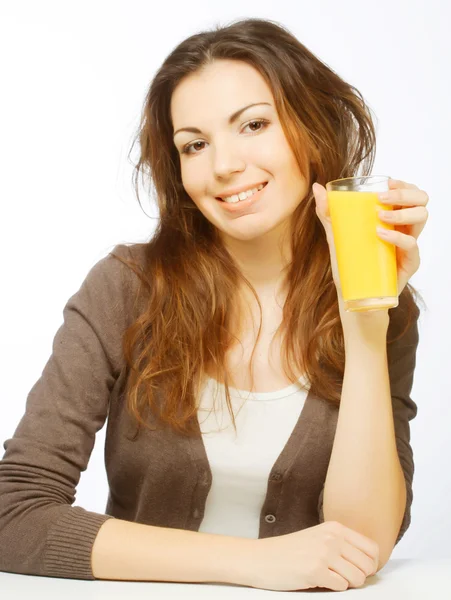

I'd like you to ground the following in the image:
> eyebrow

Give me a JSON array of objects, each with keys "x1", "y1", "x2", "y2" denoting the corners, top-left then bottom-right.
[{"x1": 173, "y1": 102, "x2": 272, "y2": 139}]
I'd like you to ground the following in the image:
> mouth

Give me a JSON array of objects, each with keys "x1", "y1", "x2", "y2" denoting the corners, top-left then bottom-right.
[
  {"x1": 215, "y1": 181, "x2": 268, "y2": 202},
  {"x1": 216, "y1": 181, "x2": 269, "y2": 216}
]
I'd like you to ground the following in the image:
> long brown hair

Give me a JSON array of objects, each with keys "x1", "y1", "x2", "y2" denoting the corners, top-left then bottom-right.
[{"x1": 111, "y1": 17, "x2": 425, "y2": 438}]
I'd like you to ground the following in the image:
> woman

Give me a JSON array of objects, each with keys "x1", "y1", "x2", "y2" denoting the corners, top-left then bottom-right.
[{"x1": 0, "y1": 17, "x2": 428, "y2": 592}]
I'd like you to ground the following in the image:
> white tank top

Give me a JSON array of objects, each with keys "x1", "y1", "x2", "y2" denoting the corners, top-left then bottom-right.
[{"x1": 197, "y1": 374, "x2": 310, "y2": 538}]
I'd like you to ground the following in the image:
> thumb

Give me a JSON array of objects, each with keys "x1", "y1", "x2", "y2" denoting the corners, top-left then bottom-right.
[{"x1": 312, "y1": 182, "x2": 330, "y2": 221}]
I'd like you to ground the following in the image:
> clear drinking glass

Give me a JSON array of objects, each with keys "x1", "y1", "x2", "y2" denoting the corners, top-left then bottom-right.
[{"x1": 326, "y1": 175, "x2": 398, "y2": 312}]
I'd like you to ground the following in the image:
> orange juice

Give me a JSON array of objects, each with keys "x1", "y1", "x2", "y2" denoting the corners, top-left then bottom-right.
[{"x1": 327, "y1": 190, "x2": 398, "y2": 311}]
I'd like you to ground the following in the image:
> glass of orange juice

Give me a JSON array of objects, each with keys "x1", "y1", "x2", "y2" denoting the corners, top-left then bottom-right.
[{"x1": 326, "y1": 175, "x2": 398, "y2": 312}]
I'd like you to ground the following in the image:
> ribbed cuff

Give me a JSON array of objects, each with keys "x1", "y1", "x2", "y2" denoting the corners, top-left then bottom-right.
[{"x1": 43, "y1": 507, "x2": 115, "y2": 579}]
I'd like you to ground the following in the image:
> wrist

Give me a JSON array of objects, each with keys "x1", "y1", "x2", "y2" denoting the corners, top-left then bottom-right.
[
  {"x1": 210, "y1": 535, "x2": 258, "y2": 586},
  {"x1": 338, "y1": 297, "x2": 389, "y2": 339},
  {"x1": 341, "y1": 311, "x2": 389, "y2": 348},
  {"x1": 342, "y1": 319, "x2": 389, "y2": 351}
]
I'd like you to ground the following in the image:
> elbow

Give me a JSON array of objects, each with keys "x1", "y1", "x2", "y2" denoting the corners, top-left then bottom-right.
[{"x1": 376, "y1": 549, "x2": 392, "y2": 573}]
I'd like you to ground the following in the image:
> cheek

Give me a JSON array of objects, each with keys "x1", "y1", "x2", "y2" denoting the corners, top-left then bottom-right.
[
  {"x1": 259, "y1": 131, "x2": 295, "y2": 172},
  {"x1": 272, "y1": 138, "x2": 306, "y2": 186},
  {"x1": 181, "y1": 169, "x2": 204, "y2": 202},
  {"x1": 265, "y1": 136, "x2": 308, "y2": 201}
]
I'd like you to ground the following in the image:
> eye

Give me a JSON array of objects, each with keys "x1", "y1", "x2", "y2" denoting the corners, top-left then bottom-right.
[{"x1": 180, "y1": 118, "x2": 270, "y2": 155}]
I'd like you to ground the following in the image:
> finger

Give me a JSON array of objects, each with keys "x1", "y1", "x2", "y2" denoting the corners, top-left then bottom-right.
[
  {"x1": 328, "y1": 555, "x2": 367, "y2": 589},
  {"x1": 378, "y1": 206, "x2": 428, "y2": 240},
  {"x1": 379, "y1": 188, "x2": 429, "y2": 207},
  {"x1": 341, "y1": 540, "x2": 378, "y2": 577},
  {"x1": 312, "y1": 182, "x2": 330, "y2": 219},
  {"x1": 388, "y1": 178, "x2": 419, "y2": 190},
  {"x1": 377, "y1": 206, "x2": 429, "y2": 225},
  {"x1": 341, "y1": 525, "x2": 379, "y2": 564},
  {"x1": 319, "y1": 569, "x2": 349, "y2": 592},
  {"x1": 376, "y1": 227, "x2": 422, "y2": 251}
]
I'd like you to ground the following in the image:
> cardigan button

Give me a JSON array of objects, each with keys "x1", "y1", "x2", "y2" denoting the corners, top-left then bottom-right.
[
  {"x1": 193, "y1": 508, "x2": 200, "y2": 519},
  {"x1": 271, "y1": 472, "x2": 282, "y2": 481},
  {"x1": 265, "y1": 514, "x2": 276, "y2": 523}
]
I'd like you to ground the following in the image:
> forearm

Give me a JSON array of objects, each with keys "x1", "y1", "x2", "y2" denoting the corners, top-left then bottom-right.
[
  {"x1": 323, "y1": 314, "x2": 406, "y2": 567},
  {"x1": 91, "y1": 518, "x2": 254, "y2": 584}
]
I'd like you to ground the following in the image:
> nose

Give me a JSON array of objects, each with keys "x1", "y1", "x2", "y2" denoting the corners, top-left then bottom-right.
[{"x1": 211, "y1": 138, "x2": 246, "y2": 179}]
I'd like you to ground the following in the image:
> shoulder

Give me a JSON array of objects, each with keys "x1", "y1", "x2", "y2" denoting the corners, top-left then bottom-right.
[
  {"x1": 89, "y1": 242, "x2": 148, "y2": 277},
  {"x1": 83, "y1": 242, "x2": 148, "y2": 291},
  {"x1": 71, "y1": 242, "x2": 149, "y2": 326}
]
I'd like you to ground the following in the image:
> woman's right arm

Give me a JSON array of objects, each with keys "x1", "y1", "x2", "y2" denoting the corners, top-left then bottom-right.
[{"x1": 0, "y1": 245, "x2": 135, "y2": 579}]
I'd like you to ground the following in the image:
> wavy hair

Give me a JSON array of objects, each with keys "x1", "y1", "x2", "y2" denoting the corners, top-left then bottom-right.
[{"x1": 111, "y1": 17, "x2": 425, "y2": 438}]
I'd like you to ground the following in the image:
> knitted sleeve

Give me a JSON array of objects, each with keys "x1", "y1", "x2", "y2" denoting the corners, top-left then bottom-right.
[{"x1": 0, "y1": 244, "x2": 139, "y2": 579}]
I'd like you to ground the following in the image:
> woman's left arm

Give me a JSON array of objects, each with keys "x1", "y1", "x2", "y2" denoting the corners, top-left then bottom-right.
[
  {"x1": 322, "y1": 306, "x2": 419, "y2": 572},
  {"x1": 313, "y1": 178, "x2": 428, "y2": 571}
]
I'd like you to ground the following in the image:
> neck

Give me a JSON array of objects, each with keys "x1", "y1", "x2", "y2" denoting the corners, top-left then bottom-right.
[{"x1": 222, "y1": 219, "x2": 292, "y2": 295}]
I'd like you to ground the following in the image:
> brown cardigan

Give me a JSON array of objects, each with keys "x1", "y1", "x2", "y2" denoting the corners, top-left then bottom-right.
[{"x1": 0, "y1": 243, "x2": 419, "y2": 580}]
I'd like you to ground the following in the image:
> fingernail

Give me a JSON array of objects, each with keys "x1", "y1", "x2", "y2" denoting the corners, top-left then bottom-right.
[
  {"x1": 376, "y1": 226, "x2": 389, "y2": 237},
  {"x1": 378, "y1": 193, "x2": 390, "y2": 202}
]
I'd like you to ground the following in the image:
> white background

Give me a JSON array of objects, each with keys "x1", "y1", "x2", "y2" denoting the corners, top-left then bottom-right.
[{"x1": 0, "y1": 0, "x2": 449, "y2": 560}]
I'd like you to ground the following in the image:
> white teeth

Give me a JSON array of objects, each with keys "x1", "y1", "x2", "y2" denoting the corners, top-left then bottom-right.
[{"x1": 223, "y1": 183, "x2": 265, "y2": 203}]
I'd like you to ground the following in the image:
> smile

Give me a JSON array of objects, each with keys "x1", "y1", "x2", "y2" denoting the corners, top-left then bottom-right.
[
  {"x1": 218, "y1": 182, "x2": 267, "y2": 203},
  {"x1": 215, "y1": 181, "x2": 269, "y2": 214}
]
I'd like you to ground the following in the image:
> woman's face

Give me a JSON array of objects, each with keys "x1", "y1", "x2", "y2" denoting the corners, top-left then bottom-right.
[{"x1": 171, "y1": 59, "x2": 308, "y2": 243}]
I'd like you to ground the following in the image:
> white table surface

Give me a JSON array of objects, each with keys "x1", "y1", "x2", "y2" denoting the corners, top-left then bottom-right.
[{"x1": 1, "y1": 559, "x2": 450, "y2": 599}]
